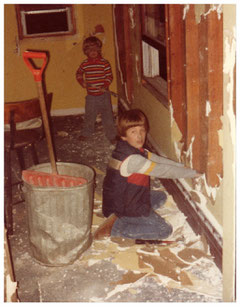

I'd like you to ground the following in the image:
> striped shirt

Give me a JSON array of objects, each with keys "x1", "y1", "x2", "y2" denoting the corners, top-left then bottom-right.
[{"x1": 76, "y1": 56, "x2": 113, "y2": 96}]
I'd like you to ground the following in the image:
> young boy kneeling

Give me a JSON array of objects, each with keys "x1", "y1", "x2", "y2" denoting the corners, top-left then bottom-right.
[{"x1": 102, "y1": 109, "x2": 200, "y2": 240}]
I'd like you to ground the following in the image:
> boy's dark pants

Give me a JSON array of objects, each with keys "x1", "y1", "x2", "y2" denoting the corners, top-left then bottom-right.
[
  {"x1": 81, "y1": 91, "x2": 116, "y2": 141},
  {"x1": 111, "y1": 190, "x2": 173, "y2": 240}
]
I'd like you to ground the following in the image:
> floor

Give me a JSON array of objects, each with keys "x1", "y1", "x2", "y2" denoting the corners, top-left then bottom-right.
[{"x1": 7, "y1": 114, "x2": 223, "y2": 302}]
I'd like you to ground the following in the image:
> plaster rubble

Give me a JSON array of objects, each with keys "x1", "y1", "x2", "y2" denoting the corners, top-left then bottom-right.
[
  {"x1": 6, "y1": 112, "x2": 224, "y2": 302},
  {"x1": 81, "y1": 179, "x2": 223, "y2": 300}
]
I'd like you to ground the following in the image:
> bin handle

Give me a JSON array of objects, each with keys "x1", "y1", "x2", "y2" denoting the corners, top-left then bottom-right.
[{"x1": 23, "y1": 51, "x2": 47, "y2": 82}]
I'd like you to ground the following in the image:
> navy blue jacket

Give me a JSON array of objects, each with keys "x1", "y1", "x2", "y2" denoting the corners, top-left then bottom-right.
[{"x1": 102, "y1": 140, "x2": 151, "y2": 218}]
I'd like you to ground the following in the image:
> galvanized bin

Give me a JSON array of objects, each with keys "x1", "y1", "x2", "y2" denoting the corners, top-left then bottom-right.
[{"x1": 22, "y1": 162, "x2": 95, "y2": 266}]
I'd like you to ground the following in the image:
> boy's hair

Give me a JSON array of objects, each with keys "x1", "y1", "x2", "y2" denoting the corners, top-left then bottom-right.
[
  {"x1": 118, "y1": 109, "x2": 149, "y2": 137},
  {"x1": 83, "y1": 36, "x2": 102, "y2": 55}
]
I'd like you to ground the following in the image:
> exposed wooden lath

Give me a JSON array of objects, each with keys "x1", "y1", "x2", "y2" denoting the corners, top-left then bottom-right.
[{"x1": 184, "y1": 5, "x2": 223, "y2": 186}]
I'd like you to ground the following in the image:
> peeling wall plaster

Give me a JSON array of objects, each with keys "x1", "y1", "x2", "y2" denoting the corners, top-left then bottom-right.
[
  {"x1": 202, "y1": 4, "x2": 222, "y2": 20},
  {"x1": 169, "y1": 101, "x2": 183, "y2": 162},
  {"x1": 183, "y1": 136, "x2": 195, "y2": 169},
  {"x1": 170, "y1": 9, "x2": 235, "y2": 240},
  {"x1": 205, "y1": 100, "x2": 211, "y2": 117},
  {"x1": 169, "y1": 100, "x2": 174, "y2": 128},
  {"x1": 178, "y1": 178, "x2": 223, "y2": 236},
  {"x1": 183, "y1": 5, "x2": 190, "y2": 20},
  {"x1": 223, "y1": 27, "x2": 236, "y2": 155},
  {"x1": 177, "y1": 3, "x2": 228, "y2": 229},
  {"x1": 183, "y1": 4, "x2": 223, "y2": 23},
  {"x1": 170, "y1": 94, "x2": 222, "y2": 226},
  {"x1": 201, "y1": 174, "x2": 221, "y2": 201},
  {"x1": 194, "y1": 4, "x2": 206, "y2": 24},
  {"x1": 218, "y1": 128, "x2": 223, "y2": 150},
  {"x1": 173, "y1": 142, "x2": 182, "y2": 163},
  {"x1": 128, "y1": 7, "x2": 136, "y2": 29}
]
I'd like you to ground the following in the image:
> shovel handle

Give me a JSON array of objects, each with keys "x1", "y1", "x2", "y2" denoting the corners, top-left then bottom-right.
[
  {"x1": 23, "y1": 50, "x2": 58, "y2": 174},
  {"x1": 23, "y1": 51, "x2": 47, "y2": 82},
  {"x1": 36, "y1": 82, "x2": 58, "y2": 174}
]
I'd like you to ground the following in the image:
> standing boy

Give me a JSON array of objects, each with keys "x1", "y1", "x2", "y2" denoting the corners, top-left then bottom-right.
[
  {"x1": 102, "y1": 109, "x2": 200, "y2": 240},
  {"x1": 76, "y1": 36, "x2": 116, "y2": 144}
]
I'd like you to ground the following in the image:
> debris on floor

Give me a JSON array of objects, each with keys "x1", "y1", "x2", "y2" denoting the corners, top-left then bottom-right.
[
  {"x1": 7, "y1": 115, "x2": 222, "y2": 302},
  {"x1": 81, "y1": 183, "x2": 222, "y2": 302}
]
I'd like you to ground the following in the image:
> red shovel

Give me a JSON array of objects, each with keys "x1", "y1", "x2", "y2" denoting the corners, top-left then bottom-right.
[{"x1": 22, "y1": 51, "x2": 87, "y2": 187}]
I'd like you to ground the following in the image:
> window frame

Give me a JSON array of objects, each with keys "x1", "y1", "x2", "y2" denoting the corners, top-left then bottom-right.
[
  {"x1": 141, "y1": 4, "x2": 170, "y2": 108},
  {"x1": 15, "y1": 4, "x2": 76, "y2": 40}
]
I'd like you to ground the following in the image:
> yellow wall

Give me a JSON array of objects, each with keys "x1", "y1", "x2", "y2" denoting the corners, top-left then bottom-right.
[{"x1": 4, "y1": 4, "x2": 117, "y2": 114}]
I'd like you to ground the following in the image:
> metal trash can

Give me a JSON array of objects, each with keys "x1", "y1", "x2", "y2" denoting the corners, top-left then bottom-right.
[{"x1": 22, "y1": 162, "x2": 95, "y2": 266}]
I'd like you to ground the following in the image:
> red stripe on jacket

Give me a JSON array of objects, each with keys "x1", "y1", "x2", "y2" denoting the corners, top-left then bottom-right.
[{"x1": 127, "y1": 173, "x2": 150, "y2": 187}]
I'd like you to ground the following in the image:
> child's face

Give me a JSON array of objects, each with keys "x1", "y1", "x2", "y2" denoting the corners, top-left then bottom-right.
[
  {"x1": 121, "y1": 125, "x2": 147, "y2": 149},
  {"x1": 85, "y1": 45, "x2": 100, "y2": 59}
]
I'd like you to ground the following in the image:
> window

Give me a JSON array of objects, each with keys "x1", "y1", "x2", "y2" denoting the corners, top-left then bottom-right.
[
  {"x1": 15, "y1": 4, "x2": 75, "y2": 39},
  {"x1": 141, "y1": 5, "x2": 168, "y2": 102}
]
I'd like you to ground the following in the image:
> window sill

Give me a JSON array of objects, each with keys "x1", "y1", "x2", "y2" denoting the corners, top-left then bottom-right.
[{"x1": 143, "y1": 77, "x2": 169, "y2": 109}]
